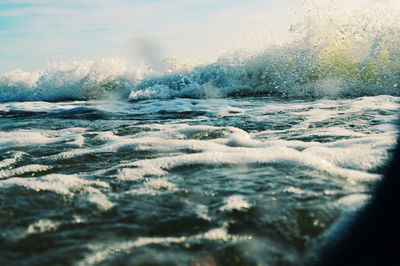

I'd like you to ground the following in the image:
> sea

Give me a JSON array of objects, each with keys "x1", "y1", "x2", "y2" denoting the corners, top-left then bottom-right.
[{"x1": 1, "y1": 1, "x2": 400, "y2": 265}]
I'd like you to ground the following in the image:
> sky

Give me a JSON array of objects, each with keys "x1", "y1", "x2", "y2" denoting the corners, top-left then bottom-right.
[{"x1": 0, "y1": 0, "x2": 301, "y2": 74}]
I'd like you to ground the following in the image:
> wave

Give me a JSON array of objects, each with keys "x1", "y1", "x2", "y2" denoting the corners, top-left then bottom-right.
[
  {"x1": 1, "y1": 0, "x2": 399, "y2": 102},
  {"x1": 0, "y1": 58, "x2": 138, "y2": 102}
]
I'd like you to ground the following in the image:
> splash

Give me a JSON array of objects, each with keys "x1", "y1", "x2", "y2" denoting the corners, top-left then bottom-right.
[
  {"x1": 1, "y1": 0, "x2": 399, "y2": 102},
  {"x1": 0, "y1": 58, "x2": 140, "y2": 102}
]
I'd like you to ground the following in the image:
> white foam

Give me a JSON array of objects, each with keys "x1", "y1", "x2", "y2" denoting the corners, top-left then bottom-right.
[
  {"x1": 303, "y1": 145, "x2": 388, "y2": 171},
  {"x1": 122, "y1": 146, "x2": 379, "y2": 182},
  {"x1": 51, "y1": 126, "x2": 237, "y2": 161},
  {"x1": 0, "y1": 101, "x2": 85, "y2": 113},
  {"x1": 333, "y1": 194, "x2": 370, "y2": 212},
  {"x1": 0, "y1": 174, "x2": 114, "y2": 213},
  {"x1": 0, "y1": 131, "x2": 54, "y2": 148},
  {"x1": 195, "y1": 204, "x2": 212, "y2": 221},
  {"x1": 125, "y1": 178, "x2": 177, "y2": 195},
  {"x1": 0, "y1": 151, "x2": 26, "y2": 169},
  {"x1": 78, "y1": 228, "x2": 251, "y2": 266},
  {"x1": 220, "y1": 195, "x2": 251, "y2": 212},
  {"x1": 301, "y1": 127, "x2": 366, "y2": 138},
  {"x1": 0, "y1": 164, "x2": 51, "y2": 179},
  {"x1": 0, "y1": 174, "x2": 109, "y2": 195},
  {"x1": 78, "y1": 188, "x2": 114, "y2": 212},
  {"x1": 202, "y1": 228, "x2": 230, "y2": 241},
  {"x1": 283, "y1": 187, "x2": 309, "y2": 195},
  {"x1": 27, "y1": 219, "x2": 59, "y2": 234},
  {"x1": 226, "y1": 132, "x2": 262, "y2": 147},
  {"x1": 0, "y1": 129, "x2": 85, "y2": 149},
  {"x1": 77, "y1": 236, "x2": 187, "y2": 266}
]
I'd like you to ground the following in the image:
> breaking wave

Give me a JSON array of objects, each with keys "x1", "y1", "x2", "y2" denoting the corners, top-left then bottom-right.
[
  {"x1": 1, "y1": 0, "x2": 399, "y2": 102},
  {"x1": 0, "y1": 58, "x2": 138, "y2": 102}
]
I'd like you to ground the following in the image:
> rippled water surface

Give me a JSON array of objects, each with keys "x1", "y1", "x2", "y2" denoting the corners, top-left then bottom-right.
[{"x1": 0, "y1": 95, "x2": 399, "y2": 265}]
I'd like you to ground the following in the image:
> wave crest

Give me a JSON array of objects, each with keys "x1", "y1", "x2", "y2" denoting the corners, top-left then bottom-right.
[
  {"x1": 0, "y1": 58, "x2": 138, "y2": 102},
  {"x1": 1, "y1": 0, "x2": 399, "y2": 102}
]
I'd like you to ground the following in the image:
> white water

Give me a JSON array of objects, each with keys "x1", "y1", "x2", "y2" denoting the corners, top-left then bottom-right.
[{"x1": 1, "y1": 0, "x2": 399, "y2": 265}]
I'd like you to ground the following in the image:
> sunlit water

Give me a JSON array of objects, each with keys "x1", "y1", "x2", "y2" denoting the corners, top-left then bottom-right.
[
  {"x1": 0, "y1": 95, "x2": 398, "y2": 265},
  {"x1": 1, "y1": 0, "x2": 400, "y2": 264}
]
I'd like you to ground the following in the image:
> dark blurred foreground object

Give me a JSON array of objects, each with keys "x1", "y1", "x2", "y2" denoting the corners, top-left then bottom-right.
[{"x1": 309, "y1": 125, "x2": 400, "y2": 266}]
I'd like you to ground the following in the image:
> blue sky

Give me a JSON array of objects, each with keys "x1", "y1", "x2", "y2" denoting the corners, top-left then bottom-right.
[{"x1": 0, "y1": 0, "x2": 301, "y2": 73}]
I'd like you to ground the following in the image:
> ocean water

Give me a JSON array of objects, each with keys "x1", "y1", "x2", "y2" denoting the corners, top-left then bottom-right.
[
  {"x1": 1, "y1": 96, "x2": 399, "y2": 265},
  {"x1": 1, "y1": 0, "x2": 400, "y2": 265}
]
